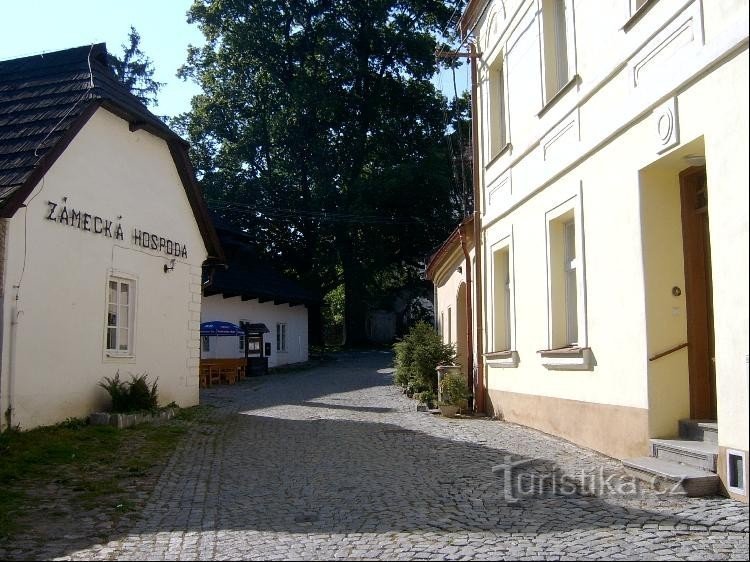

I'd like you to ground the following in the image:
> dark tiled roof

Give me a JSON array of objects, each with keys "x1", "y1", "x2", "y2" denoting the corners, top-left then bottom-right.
[
  {"x1": 207, "y1": 233, "x2": 321, "y2": 307},
  {"x1": 0, "y1": 43, "x2": 180, "y2": 208},
  {"x1": 0, "y1": 43, "x2": 224, "y2": 261}
]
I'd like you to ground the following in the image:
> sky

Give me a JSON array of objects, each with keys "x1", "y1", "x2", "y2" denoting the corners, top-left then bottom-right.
[
  {"x1": 0, "y1": 0, "x2": 469, "y2": 119},
  {"x1": 0, "y1": 0, "x2": 203, "y2": 118}
]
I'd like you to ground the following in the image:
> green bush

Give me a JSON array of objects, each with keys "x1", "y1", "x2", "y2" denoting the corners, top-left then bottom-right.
[
  {"x1": 393, "y1": 322, "x2": 455, "y2": 393},
  {"x1": 415, "y1": 390, "x2": 436, "y2": 409},
  {"x1": 99, "y1": 372, "x2": 159, "y2": 413},
  {"x1": 439, "y1": 372, "x2": 469, "y2": 406}
]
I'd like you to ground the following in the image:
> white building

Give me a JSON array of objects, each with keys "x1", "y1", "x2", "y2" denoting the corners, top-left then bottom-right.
[
  {"x1": 0, "y1": 44, "x2": 223, "y2": 429},
  {"x1": 200, "y1": 221, "x2": 319, "y2": 369},
  {"x1": 453, "y1": 0, "x2": 748, "y2": 500}
]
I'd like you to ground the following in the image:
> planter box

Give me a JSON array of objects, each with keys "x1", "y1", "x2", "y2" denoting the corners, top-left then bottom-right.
[
  {"x1": 439, "y1": 404, "x2": 459, "y2": 418},
  {"x1": 89, "y1": 408, "x2": 176, "y2": 429}
]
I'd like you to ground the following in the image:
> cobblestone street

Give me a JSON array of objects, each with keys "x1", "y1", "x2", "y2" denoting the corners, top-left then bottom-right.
[{"x1": 59, "y1": 351, "x2": 748, "y2": 560}]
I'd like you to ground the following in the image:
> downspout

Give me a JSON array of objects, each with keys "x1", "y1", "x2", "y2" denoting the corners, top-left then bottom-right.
[
  {"x1": 459, "y1": 227, "x2": 474, "y2": 405},
  {"x1": 0, "y1": 219, "x2": 6, "y2": 430},
  {"x1": 470, "y1": 40, "x2": 486, "y2": 414}
]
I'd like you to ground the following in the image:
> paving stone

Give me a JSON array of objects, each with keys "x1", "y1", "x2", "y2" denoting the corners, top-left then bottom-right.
[{"x1": 2, "y1": 351, "x2": 747, "y2": 561}]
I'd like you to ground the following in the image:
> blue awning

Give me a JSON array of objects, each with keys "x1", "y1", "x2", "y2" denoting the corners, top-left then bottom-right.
[{"x1": 200, "y1": 321, "x2": 242, "y2": 336}]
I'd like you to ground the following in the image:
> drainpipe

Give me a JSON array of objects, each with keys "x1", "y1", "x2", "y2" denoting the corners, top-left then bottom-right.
[
  {"x1": 459, "y1": 226, "x2": 474, "y2": 405},
  {"x1": 470, "y1": 40, "x2": 486, "y2": 414},
  {"x1": 0, "y1": 220, "x2": 5, "y2": 430},
  {"x1": 6, "y1": 300, "x2": 20, "y2": 429}
]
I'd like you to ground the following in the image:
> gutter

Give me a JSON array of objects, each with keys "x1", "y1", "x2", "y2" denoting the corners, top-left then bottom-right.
[
  {"x1": 0, "y1": 219, "x2": 6, "y2": 429},
  {"x1": 470, "y1": 41, "x2": 486, "y2": 414},
  {"x1": 459, "y1": 225, "x2": 474, "y2": 405}
]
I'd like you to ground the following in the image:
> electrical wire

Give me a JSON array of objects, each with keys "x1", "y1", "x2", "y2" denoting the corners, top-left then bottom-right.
[{"x1": 206, "y1": 199, "x2": 427, "y2": 226}]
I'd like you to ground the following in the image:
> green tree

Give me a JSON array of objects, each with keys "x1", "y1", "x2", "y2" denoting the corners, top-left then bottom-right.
[
  {"x1": 109, "y1": 26, "x2": 164, "y2": 107},
  {"x1": 177, "y1": 0, "x2": 465, "y2": 345}
]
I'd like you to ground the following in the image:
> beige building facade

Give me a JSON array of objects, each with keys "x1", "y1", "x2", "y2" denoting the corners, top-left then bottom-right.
[{"x1": 456, "y1": 0, "x2": 748, "y2": 500}]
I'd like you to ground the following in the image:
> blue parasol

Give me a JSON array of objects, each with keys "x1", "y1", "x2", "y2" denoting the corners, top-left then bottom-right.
[{"x1": 200, "y1": 321, "x2": 243, "y2": 336}]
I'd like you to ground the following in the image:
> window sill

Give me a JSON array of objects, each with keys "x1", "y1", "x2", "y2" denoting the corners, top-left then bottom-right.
[
  {"x1": 537, "y1": 346, "x2": 594, "y2": 371},
  {"x1": 537, "y1": 75, "x2": 580, "y2": 118},
  {"x1": 623, "y1": 0, "x2": 659, "y2": 32},
  {"x1": 486, "y1": 142, "x2": 512, "y2": 169},
  {"x1": 485, "y1": 350, "x2": 519, "y2": 368},
  {"x1": 105, "y1": 353, "x2": 136, "y2": 362}
]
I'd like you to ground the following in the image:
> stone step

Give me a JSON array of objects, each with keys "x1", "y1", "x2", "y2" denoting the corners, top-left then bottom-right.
[
  {"x1": 679, "y1": 418, "x2": 718, "y2": 444},
  {"x1": 651, "y1": 438, "x2": 718, "y2": 472},
  {"x1": 622, "y1": 456, "x2": 720, "y2": 497}
]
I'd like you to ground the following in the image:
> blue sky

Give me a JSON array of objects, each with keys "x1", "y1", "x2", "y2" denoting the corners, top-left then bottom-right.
[
  {"x1": 0, "y1": 0, "x2": 202, "y2": 117},
  {"x1": 0, "y1": 0, "x2": 468, "y2": 119}
]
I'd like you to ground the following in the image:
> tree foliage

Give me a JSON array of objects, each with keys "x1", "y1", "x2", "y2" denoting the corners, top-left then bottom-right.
[
  {"x1": 109, "y1": 26, "x2": 164, "y2": 108},
  {"x1": 176, "y1": 0, "x2": 467, "y2": 344}
]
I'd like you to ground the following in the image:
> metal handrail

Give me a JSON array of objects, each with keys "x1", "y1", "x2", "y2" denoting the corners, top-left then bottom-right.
[{"x1": 648, "y1": 342, "x2": 688, "y2": 362}]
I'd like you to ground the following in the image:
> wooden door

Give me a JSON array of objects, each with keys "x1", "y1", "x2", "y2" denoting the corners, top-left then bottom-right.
[{"x1": 679, "y1": 166, "x2": 716, "y2": 420}]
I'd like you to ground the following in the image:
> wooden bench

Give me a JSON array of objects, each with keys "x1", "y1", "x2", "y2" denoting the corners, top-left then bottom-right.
[{"x1": 199, "y1": 358, "x2": 245, "y2": 387}]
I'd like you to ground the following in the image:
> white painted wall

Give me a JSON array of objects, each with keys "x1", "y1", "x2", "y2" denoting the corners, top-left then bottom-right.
[
  {"x1": 201, "y1": 295, "x2": 309, "y2": 368},
  {"x1": 0, "y1": 108, "x2": 208, "y2": 430}
]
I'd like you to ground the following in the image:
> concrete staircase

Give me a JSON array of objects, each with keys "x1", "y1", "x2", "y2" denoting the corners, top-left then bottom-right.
[{"x1": 623, "y1": 419, "x2": 720, "y2": 497}]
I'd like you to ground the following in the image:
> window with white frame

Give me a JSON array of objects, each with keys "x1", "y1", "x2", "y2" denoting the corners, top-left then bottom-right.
[
  {"x1": 440, "y1": 312, "x2": 445, "y2": 339},
  {"x1": 276, "y1": 323, "x2": 287, "y2": 352},
  {"x1": 631, "y1": 0, "x2": 649, "y2": 14},
  {"x1": 563, "y1": 219, "x2": 578, "y2": 346},
  {"x1": 106, "y1": 277, "x2": 134, "y2": 355},
  {"x1": 541, "y1": 0, "x2": 573, "y2": 101},
  {"x1": 492, "y1": 246, "x2": 513, "y2": 351},
  {"x1": 548, "y1": 210, "x2": 579, "y2": 348},
  {"x1": 447, "y1": 307, "x2": 452, "y2": 345},
  {"x1": 489, "y1": 58, "x2": 508, "y2": 156}
]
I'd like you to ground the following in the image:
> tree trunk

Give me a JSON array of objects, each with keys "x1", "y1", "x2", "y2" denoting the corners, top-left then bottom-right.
[{"x1": 338, "y1": 230, "x2": 368, "y2": 347}]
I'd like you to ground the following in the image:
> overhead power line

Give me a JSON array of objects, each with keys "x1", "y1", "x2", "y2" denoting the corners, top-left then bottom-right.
[{"x1": 207, "y1": 199, "x2": 428, "y2": 226}]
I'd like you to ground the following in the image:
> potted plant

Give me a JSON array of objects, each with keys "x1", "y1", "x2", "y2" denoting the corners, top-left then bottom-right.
[{"x1": 438, "y1": 372, "x2": 469, "y2": 418}]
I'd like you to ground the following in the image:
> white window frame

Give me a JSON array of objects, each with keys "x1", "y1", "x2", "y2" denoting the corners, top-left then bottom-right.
[
  {"x1": 276, "y1": 322, "x2": 287, "y2": 353},
  {"x1": 539, "y1": 0, "x2": 577, "y2": 104},
  {"x1": 486, "y1": 52, "x2": 510, "y2": 160},
  {"x1": 486, "y1": 233, "x2": 520, "y2": 369},
  {"x1": 540, "y1": 191, "x2": 592, "y2": 370},
  {"x1": 490, "y1": 237, "x2": 514, "y2": 352},
  {"x1": 447, "y1": 307, "x2": 452, "y2": 345},
  {"x1": 104, "y1": 274, "x2": 136, "y2": 359}
]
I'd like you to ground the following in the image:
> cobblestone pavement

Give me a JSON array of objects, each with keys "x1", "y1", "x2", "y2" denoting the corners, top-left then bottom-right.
[{"x1": 59, "y1": 351, "x2": 747, "y2": 560}]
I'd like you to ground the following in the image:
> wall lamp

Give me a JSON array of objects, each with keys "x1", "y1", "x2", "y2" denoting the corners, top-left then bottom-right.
[{"x1": 164, "y1": 259, "x2": 176, "y2": 273}]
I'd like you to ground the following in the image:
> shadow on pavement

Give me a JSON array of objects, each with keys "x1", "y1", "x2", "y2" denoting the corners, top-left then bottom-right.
[{"x1": 5, "y1": 351, "x2": 745, "y2": 560}]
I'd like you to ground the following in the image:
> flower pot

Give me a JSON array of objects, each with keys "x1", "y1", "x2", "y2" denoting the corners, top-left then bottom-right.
[{"x1": 439, "y1": 404, "x2": 459, "y2": 418}]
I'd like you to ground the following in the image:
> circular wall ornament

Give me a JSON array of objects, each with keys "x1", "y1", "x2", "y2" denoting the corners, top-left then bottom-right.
[
  {"x1": 657, "y1": 110, "x2": 674, "y2": 145},
  {"x1": 654, "y1": 98, "x2": 679, "y2": 154}
]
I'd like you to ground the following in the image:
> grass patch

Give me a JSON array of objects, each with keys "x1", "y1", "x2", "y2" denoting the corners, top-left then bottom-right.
[{"x1": 0, "y1": 413, "x2": 196, "y2": 541}]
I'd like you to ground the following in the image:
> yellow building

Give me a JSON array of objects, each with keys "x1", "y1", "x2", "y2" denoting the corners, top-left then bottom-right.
[{"x1": 451, "y1": 0, "x2": 748, "y2": 500}]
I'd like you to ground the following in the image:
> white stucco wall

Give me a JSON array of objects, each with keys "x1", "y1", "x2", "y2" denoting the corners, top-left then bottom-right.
[
  {"x1": 0, "y1": 108, "x2": 208, "y2": 430},
  {"x1": 201, "y1": 295, "x2": 309, "y2": 368},
  {"x1": 473, "y1": 0, "x2": 748, "y2": 455}
]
